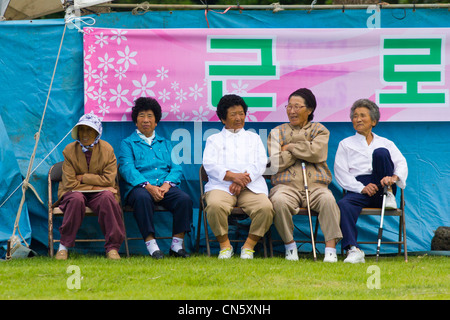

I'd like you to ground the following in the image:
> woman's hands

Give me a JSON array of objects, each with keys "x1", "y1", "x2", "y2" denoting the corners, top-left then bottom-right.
[
  {"x1": 380, "y1": 175, "x2": 398, "y2": 188},
  {"x1": 145, "y1": 182, "x2": 171, "y2": 202},
  {"x1": 225, "y1": 171, "x2": 251, "y2": 196},
  {"x1": 76, "y1": 174, "x2": 118, "y2": 194},
  {"x1": 361, "y1": 183, "x2": 379, "y2": 197},
  {"x1": 361, "y1": 175, "x2": 398, "y2": 197}
]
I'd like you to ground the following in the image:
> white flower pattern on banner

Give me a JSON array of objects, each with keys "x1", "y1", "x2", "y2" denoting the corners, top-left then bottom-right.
[
  {"x1": 132, "y1": 74, "x2": 156, "y2": 97},
  {"x1": 117, "y1": 45, "x2": 137, "y2": 70},
  {"x1": 246, "y1": 110, "x2": 257, "y2": 122},
  {"x1": 98, "y1": 53, "x2": 114, "y2": 73},
  {"x1": 84, "y1": 64, "x2": 97, "y2": 82},
  {"x1": 87, "y1": 45, "x2": 96, "y2": 55},
  {"x1": 114, "y1": 66, "x2": 127, "y2": 80},
  {"x1": 98, "y1": 103, "x2": 110, "y2": 116},
  {"x1": 121, "y1": 107, "x2": 132, "y2": 121},
  {"x1": 192, "y1": 106, "x2": 209, "y2": 121},
  {"x1": 84, "y1": 53, "x2": 92, "y2": 66},
  {"x1": 84, "y1": 81, "x2": 95, "y2": 102},
  {"x1": 189, "y1": 83, "x2": 203, "y2": 101},
  {"x1": 156, "y1": 66, "x2": 169, "y2": 80},
  {"x1": 92, "y1": 87, "x2": 107, "y2": 104},
  {"x1": 176, "y1": 112, "x2": 190, "y2": 121},
  {"x1": 170, "y1": 103, "x2": 180, "y2": 114},
  {"x1": 109, "y1": 84, "x2": 132, "y2": 108},
  {"x1": 93, "y1": 71, "x2": 108, "y2": 87},
  {"x1": 111, "y1": 29, "x2": 127, "y2": 45},
  {"x1": 171, "y1": 81, "x2": 179, "y2": 90},
  {"x1": 175, "y1": 88, "x2": 187, "y2": 104},
  {"x1": 158, "y1": 88, "x2": 171, "y2": 102},
  {"x1": 231, "y1": 80, "x2": 249, "y2": 95},
  {"x1": 84, "y1": 28, "x2": 244, "y2": 122},
  {"x1": 94, "y1": 32, "x2": 108, "y2": 48}
]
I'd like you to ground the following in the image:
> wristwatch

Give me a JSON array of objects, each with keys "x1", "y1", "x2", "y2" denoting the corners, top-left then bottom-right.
[
  {"x1": 164, "y1": 181, "x2": 177, "y2": 187},
  {"x1": 141, "y1": 181, "x2": 176, "y2": 187}
]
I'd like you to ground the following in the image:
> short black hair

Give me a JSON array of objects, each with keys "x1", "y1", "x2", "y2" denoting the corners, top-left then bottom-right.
[
  {"x1": 131, "y1": 97, "x2": 162, "y2": 124},
  {"x1": 289, "y1": 88, "x2": 317, "y2": 122},
  {"x1": 216, "y1": 94, "x2": 248, "y2": 121}
]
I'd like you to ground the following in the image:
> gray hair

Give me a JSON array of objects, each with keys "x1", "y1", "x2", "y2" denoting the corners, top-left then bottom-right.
[{"x1": 350, "y1": 99, "x2": 380, "y2": 126}]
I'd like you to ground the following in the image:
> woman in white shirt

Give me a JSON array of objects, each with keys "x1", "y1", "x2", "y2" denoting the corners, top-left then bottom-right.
[
  {"x1": 203, "y1": 94, "x2": 274, "y2": 259},
  {"x1": 334, "y1": 99, "x2": 408, "y2": 263}
]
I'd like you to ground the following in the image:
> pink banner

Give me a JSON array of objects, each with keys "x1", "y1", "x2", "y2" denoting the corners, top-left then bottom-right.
[{"x1": 83, "y1": 28, "x2": 450, "y2": 122}]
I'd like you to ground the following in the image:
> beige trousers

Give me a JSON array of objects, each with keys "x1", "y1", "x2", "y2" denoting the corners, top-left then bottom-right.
[
  {"x1": 204, "y1": 189, "x2": 274, "y2": 238},
  {"x1": 269, "y1": 184, "x2": 342, "y2": 244}
]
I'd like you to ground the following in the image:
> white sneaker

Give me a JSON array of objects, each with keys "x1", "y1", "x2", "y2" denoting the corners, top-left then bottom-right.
[
  {"x1": 323, "y1": 251, "x2": 337, "y2": 263},
  {"x1": 240, "y1": 247, "x2": 254, "y2": 259},
  {"x1": 344, "y1": 246, "x2": 365, "y2": 263},
  {"x1": 218, "y1": 246, "x2": 234, "y2": 259},
  {"x1": 384, "y1": 191, "x2": 397, "y2": 209},
  {"x1": 285, "y1": 248, "x2": 299, "y2": 261}
]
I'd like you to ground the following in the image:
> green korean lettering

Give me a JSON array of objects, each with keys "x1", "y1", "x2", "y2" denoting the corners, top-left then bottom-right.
[
  {"x1": 208, "y1": 38, "x2": 277, "y2": 109},
  {"x1": 379, "y1": 38, "x2": 445, "y2": 105}
]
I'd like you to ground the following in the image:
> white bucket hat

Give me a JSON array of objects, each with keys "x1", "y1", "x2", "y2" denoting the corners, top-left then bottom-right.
[{"x1": 71, "y1": 113, "x2": 103, "y2": 140}]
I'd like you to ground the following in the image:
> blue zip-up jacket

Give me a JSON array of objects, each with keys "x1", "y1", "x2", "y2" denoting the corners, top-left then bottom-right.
[{"x1": 118, "y1": 130, "x2": 182, "y2": 201}]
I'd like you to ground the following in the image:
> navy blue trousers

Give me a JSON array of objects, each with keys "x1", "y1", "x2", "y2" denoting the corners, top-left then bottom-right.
[
  {"x1": 127, "y1": 186, "x2": 193, "y2": 240},
  {"x1": 338, "y1": 148, "x2": 397, "y2": 251}
]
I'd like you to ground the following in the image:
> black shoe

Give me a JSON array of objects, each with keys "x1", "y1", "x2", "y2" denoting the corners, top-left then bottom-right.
[
  {"x1": 151, "y1": 250, "x2": 164, "y2": 259},
  {"x1": 169, "y1": 248, "x2": 190, "y2": 258}
]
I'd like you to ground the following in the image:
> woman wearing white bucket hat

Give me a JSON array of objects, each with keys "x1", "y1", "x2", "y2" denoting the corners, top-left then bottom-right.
[{"x1": 54, "y1": 113, "x2": 125, "y2": 260}]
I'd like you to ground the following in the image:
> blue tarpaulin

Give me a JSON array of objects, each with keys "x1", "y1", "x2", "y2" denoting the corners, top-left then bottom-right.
[
  {"x1": 0, "y1": 9, "x2": 449, "y2": 258},
  {"x1": 0, "y1": 116, "x2": 32, "y2": 256}
]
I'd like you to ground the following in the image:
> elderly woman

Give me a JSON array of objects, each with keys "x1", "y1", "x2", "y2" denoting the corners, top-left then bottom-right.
[
  {"x1": 55, "y1": 113, "x2": 125, "y2": 260},
  {"x1": 203, "y1": 94, "x2": 274, "y2": 259},
  {"x1": 334, "y1": 99, "x2": 408, "y2": 263},
  {"x1": 268, "y1": 88, "x2": 342, "y2": 262},
  {"x1": 119, "y1": 97, "x2": 192, "y2": 259}
]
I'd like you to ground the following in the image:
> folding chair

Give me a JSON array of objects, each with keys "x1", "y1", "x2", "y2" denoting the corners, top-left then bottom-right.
[
  {"x1": 340, "y1": 189, "x2": 408, "y2": 261},
  {"x1": 47, "y1": 161, "x2": 129, "y2": 257},
  {"x1": 195, "y1": 165, "x2": 271, "y2": 257},
  {"x1": 121, "y1": 203, "x2": 172, "y2": 250},
  {"x1": 118, "y1": 171, "x2": 172, "y2": 255}
]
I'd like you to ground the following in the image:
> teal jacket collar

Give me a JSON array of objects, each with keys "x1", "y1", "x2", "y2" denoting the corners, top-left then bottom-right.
[{"x1": 130, "y1": 130, "x2": 164, "y2": 145}]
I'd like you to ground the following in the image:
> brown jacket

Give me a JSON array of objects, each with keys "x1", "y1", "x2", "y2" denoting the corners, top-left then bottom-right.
[
  {"x1": 56, "y1": 140, "x2": 120, "y2": 204},
  {"x1": 268, "y1": 122, "x2": 332, "y2": 189}
]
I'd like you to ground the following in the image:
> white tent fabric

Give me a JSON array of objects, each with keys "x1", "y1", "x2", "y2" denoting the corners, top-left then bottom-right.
[
  {"x1": 0, "y1": 0, "x2": 10, "y2": 18},
  {"x1": 74, "y1": 0, "x2": 112, "y2": 10},
  {"x1": 0, "y1": 0, "x2": 112, "y2": 20}
]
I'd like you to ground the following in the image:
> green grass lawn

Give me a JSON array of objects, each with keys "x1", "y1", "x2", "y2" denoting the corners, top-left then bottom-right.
[{"x1": 0, "y1": 254, "x2": 448, "y2": 300}]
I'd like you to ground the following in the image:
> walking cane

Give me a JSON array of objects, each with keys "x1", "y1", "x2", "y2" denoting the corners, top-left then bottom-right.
[
  {"x1": 376, "y1": 186, "x2": 388, "y2": 262},
  {"x1": 301, "y1": 162, "x2": 317, "y2": 262}
]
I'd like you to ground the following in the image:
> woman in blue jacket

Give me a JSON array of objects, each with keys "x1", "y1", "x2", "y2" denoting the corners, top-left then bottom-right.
[{"x1": 119, "y1": 97, "x2": 192, "y2": 259}]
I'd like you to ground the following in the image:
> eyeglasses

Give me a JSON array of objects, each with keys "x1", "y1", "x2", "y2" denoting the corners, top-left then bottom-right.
[{"x1": 285, "y1": 104, "x2": 306, "y2": 111}]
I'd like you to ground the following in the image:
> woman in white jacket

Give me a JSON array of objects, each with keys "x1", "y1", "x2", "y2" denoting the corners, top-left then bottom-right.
[
  {"x1": 334, "y1": 99, "x2": 408, "y2": 263},
  {"x1": 203, "y1": 94, "x2": 274, "y2": 260}
]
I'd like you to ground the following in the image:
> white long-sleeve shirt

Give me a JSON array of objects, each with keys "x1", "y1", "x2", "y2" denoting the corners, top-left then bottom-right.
[
  {"x1": 203, "y1": 127, "x2": 269, "y2": 195},
  {"x1": 334, "y1": 132, "x2": 408, "y2": 193}
]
